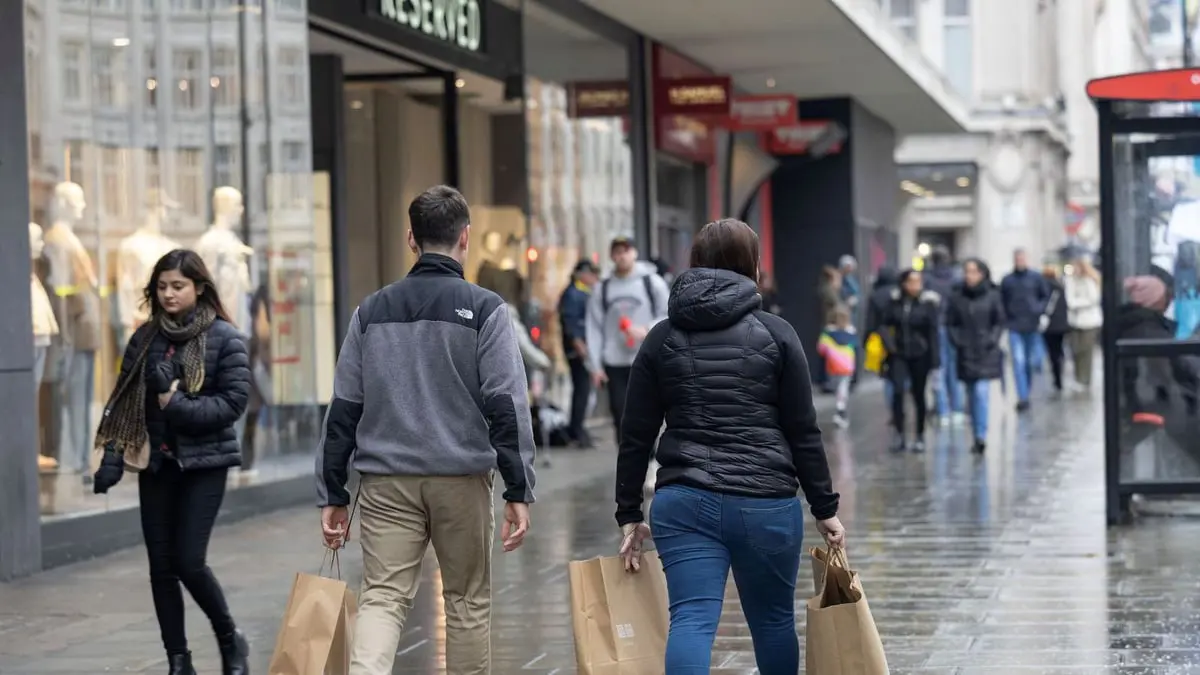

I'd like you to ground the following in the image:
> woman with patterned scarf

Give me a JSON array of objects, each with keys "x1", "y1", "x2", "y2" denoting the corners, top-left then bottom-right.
[{"x1": 93, "y1": 249, "x2": 251, "y2": 675}]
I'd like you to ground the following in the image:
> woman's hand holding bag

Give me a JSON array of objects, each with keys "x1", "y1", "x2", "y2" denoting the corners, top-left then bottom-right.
[{"x1": 618, "y1": 522, "x2": 652, "y2": 572}]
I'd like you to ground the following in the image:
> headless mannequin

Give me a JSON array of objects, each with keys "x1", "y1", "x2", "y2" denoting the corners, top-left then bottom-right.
[
  {"x1": 117, "y1": 196, "x2": 181, "y2": 345},
  {"x1": 30, "y1": 223, "x2": 59, "y2": 471},
  {"x1": 42, "y1": 181, "x2": 100, "y2": 475},
  {"x1": 195, "y1": 186, "x2": 253, "y2": 329}
]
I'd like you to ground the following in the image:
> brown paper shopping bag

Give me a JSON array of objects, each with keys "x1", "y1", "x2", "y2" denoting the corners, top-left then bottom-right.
[
  {"x1": 805, "y1": 548, "x2": 889, "y2": 675},
  {"x1": 268, "y1": 556, "x2": 358, "y2": 675},
  {"x1": 810, "y1": 546, "x2": 850, "y2": 597},
  {"x1": 569, "y1": 552, "x2": 669, "y2": 675}
]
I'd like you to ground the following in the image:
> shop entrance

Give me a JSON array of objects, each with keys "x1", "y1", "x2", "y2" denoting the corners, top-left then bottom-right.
[
  {"x1": 1088, "y1": 70, "x2": 1200, "y2": 523},
  {"x1": 309, "y1": 29, "x2": 528, "y2": 317}
]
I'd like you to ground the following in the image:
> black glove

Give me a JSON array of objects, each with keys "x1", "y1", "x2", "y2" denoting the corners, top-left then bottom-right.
[
  {"x1": 147, "y1": 360, "x2": 180, "y2": 394},
  {"x1": 93, "y1": 446, "x2": 125, "y2": 495}
]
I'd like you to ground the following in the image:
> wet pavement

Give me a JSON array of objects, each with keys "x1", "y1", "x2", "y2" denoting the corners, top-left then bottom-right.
[{"x1": 5, "y1": 380, "x2": 1200, "y2": 674}]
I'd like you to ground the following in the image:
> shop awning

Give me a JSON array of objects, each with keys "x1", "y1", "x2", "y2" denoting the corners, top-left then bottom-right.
[{"x1": 582, "y1": 0, "x2": 969, "y2": 134}]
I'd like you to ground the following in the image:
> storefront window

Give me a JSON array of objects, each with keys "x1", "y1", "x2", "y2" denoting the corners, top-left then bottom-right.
[
  {"x1": 25, "y1": 1, "x2": 323, "y2": 520},
  {"x1": 522, "y1": 1, "x2": 634, "y2": 385}
]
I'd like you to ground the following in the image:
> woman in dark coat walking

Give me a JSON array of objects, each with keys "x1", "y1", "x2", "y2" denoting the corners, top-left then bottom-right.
[
  {"x1": 878, "y1": 269, "x2": 941, "y2": 452},
  {"x1": 946, "y1": 258, "x2": 1006, "y2": 453},
  {"x1": 1040, "y1": 265, "x2": 1070, "y2": 392},
  {"x1": 91, "y1": 249, "x2": 252, "y2": 675}
]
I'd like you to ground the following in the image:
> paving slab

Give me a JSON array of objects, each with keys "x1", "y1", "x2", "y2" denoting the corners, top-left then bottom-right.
[{"x1": 5, "y1": 381, "x2": 1200, "y2": 674}]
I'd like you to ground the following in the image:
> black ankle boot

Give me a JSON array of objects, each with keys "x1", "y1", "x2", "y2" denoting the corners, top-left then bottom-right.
[
  {"x1": 218, "y1": 629, "x2": 250, "y2": 675},
  {"x1": 167, "y1": 652, "x2": 197, "y2": 675}
]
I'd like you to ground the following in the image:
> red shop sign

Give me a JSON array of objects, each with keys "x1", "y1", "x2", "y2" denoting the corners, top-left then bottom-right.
[
  {"x1": 767, "y1": 121, "x2": 848, "y2": 157},
  {"x1": 655, "y1": 75, "x2": 732, "y2": 117},
  {"x1": 657, "y1": 115, "x2": 716, "y2": 164},
  {"x1": 725, "y1": 95, "x2": 797, "y2": 131},
  {"x1": 567, "y1": 80, "x2": 630, "y2": 118}
]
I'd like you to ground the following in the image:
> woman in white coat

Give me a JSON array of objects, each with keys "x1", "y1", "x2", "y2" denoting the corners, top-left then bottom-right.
[{"x1": 1064, "y1": 257, "x2": 1103, "y2": 389}]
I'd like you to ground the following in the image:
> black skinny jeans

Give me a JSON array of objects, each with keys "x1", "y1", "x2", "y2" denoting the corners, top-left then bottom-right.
[
  {"x1": 568, "y1": 356, "x2": 592, "y2": 442},
  {"x1": 604, "y1": 365, "x2": 633, "y2": 439},
  {"x1": 140, "y1": 461, "x2": 235, "y2": 654},
  {"x1": 889, "y1": 356, "x2": 933, "y2": 436},
  {"x1": 1044, "y1": 332, "x2": 1066, "y2": 391}
]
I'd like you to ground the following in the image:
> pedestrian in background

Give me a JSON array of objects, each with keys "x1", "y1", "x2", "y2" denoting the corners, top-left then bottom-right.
[
  {"x1": 559, "y1": 258, "x2": 599, "y2": 448},
  {"x1": 818, "y1": 304, "x2": 858, "y2": 428},
  {"x1": 947, "y1": 258, "x2": 1006, "y2": 454},
  {"x1": 1040, "y1": 264, "x2": 1070, "y2": 393},
  {"x1": 865, "y1": 267, "x2": 903, "y2": 414},
  {"x1": 1000, "y1": 248, "x2": 1051, "y2": 411},
  {"x1": 585, "y1": 236, "x2": 670, "y2": 439},
  {"x1": 1065, "y1": 256, "x2": 1103, "y2": 391},
  {"x1": 923, "y1": 245, "x2": 965, "y2": 426},
  {"x1": 92, "y1": 249, "x2": 251, "y2": 675},
  {"x1": 878, "y1": 268, "x2": 941, "y2": 452},
  {"x1": 759, "y1": 271, "x2": 782, "y2": 314},
  {"x1": 614, "y1": 218, "x2": 844, "y2": 675},
  {"x1": 838, "y1": 254, "x2": 861, "y2": 324},
  {"x1": 317, "y1": 185, "x2": 536, "y2": 675}
]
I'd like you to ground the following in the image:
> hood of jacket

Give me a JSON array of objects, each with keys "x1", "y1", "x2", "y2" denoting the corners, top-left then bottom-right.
[
  {"x1": 873, "y1": 266, "x2": 898, "y2": 290},
  {"x1": 633, "y1": 260, "x2": 659, "y2": 277},
  {"x1": 668, "y1": 267, "x2": 762, "y2": 332},
  {"x1": 927, "y1": 264, "x2": 956, "y2": 283}
]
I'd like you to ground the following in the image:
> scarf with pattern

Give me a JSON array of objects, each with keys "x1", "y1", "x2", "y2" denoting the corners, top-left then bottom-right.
[{"x1": 94, "y1": 305, "x2": 216, "y2": 462}]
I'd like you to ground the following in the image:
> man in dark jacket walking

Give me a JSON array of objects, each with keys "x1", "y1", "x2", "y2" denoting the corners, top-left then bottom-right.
[
  {"x1": 866, "y1": 267, "x2": 903, "y2": 411},
  {"x1": 317, "y1": 185, "x2": 537, "y2": 675},
  {"x1": 1000, "y1": 248, "x2": 1051, "y2": 410},
  {"x1": 558, "y1": 259, "x2": 599, "y2": 447},
  {"x1": 923, "y1": 247, "x2": 964, "y2": 425}
]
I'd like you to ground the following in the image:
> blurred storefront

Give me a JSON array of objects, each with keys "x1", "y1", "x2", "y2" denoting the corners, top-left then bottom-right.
[
  {"x1": 14, "y1": 0, "x2": 322, "y2": 550},
  {"x1": 0, "y1": 0, "x2": 660, "y2": 577}
]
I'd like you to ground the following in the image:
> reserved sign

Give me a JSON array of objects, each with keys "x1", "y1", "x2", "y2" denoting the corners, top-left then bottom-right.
[{"x1": 379, "y1": 0, "x2": 483, "y2": 53}]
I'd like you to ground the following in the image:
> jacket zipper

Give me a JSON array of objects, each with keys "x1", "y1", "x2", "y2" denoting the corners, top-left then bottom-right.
[{"x1": 903, "y1": 300, "x2": 912, "y2": 356}]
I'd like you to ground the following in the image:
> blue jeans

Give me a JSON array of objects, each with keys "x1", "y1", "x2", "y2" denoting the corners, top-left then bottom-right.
[
  {"x1": 650, "y1": 485, "x2": 803, "y2": 675},
  {"x1": 935, "y1": 327, "x2": 964, "y2": 416},
  {"x1": 964, "y1": 379, "x2": 990, "y2": 442},
  {"x1": 1008, "y1": 330, "x2": 1043, "y2": 403}
]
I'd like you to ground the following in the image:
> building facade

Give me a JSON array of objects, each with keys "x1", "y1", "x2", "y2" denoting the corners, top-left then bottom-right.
[{"x1": 893, "y1": 0, "x2": 1150, "y2": 272}]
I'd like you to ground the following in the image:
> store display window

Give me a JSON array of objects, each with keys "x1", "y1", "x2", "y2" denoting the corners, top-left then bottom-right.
[
  {"x1": 24, "y1": 0, "x2": 326, "y2": 520},
  {"x1": 522, "y1": 1, "x2": 634, "y2": 403}
]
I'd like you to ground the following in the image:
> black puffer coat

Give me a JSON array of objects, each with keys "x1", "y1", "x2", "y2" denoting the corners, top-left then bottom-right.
[
  {"x1": 122, "y1": 317, "x2": 251, "y2": 471},
  {"x1": 614, "y1": 268, "x2": 839, "y2": 526},
  {"x1": 878, "y1": 288, "x2": 942, "y2": 367},
  {"x1": 946, "y1": 280, "x2": 1006, "y2": 381}
]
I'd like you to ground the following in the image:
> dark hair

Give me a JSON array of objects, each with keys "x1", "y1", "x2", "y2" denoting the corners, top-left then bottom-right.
[
  {"x1": 897, "y1": 267, "x2": 922, "y2": 291},
  {"x1": 143, "y1": 249, "x2": 233, "y2": 322},
  {"x1": 409, "y1": 185, "x2": 470, "y2": 249},
  {"x1": 689, "y1": 218, "x2": 760, "y2": 280},
  {"x1": 962, "y1": 257, "x2": 992, "y2": 284},
  {"x1": 930, "y1": 245, "x2": 951, "y2": 268}
]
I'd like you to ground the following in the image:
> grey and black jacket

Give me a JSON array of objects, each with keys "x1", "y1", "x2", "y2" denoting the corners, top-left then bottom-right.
[{"x1": 316, "y1": 253, "x2": 537, "y2": 507}]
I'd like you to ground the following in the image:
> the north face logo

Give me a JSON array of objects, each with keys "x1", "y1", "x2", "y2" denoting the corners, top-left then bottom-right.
[{"x1": 455, "y1": 308, "x2": 474, "y2": 320}]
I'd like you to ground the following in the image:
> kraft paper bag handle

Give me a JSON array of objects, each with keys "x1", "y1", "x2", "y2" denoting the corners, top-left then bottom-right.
[
  {"x1": 319, "y1": 492, "x2": 361, "y2": 580},
  {"x1": 816, "y1": 546, "x2": 850, "y2": 593}
]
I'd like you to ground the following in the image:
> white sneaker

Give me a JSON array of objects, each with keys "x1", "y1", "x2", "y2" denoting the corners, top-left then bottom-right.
[{"x1": 833, "y1": 412, "x2": 850, "y2": 429}]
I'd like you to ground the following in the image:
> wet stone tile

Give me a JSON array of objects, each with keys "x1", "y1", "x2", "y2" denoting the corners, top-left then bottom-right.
[{"x1": 6, "y1": 389, "x2": 1200, "y2": 672}]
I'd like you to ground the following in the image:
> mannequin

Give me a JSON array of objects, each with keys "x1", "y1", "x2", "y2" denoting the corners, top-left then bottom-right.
[
  {"x1": 116, "y1": 191, "x2": 181, "y2": 345},
  {"x1": 30, "y1": 223, "x2": 59, "y2": 471},
  {"x1": 195, "y1": 186, "x2": 253, "y2": 329},
  {"x1": 42, "y1": 181, "x2": 101, "y2": 476}
]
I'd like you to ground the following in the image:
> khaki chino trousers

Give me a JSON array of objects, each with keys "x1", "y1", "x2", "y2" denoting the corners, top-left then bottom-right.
[{"x1": 350, "y1": 473, "x2": 495, "y2": 675}]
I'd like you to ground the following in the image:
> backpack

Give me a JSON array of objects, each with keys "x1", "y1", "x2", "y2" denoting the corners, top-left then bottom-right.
[{"x1": 601, "y1": 275, "x2": 659, "y2": 317}]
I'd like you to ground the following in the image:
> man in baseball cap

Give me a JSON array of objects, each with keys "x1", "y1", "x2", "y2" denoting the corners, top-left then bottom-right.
[{"x1": 586, "y1": 236, "x2": 669, "y2": 439}]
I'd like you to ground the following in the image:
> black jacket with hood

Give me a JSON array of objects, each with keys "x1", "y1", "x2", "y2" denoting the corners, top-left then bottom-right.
[
  {"x1": 614, "y1": 267, "x2": 839, "y2": 526},
  {"x1": 946, "y1": 261, "x2": 1006, "y2": 381}
]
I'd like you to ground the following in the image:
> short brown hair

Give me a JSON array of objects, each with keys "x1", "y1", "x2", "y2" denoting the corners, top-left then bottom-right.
[{"x1": 689, "y1": 218, "x2": 760, "y2": 280}]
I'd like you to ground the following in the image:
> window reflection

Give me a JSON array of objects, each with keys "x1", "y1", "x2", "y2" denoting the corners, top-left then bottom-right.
[{"x1": 24, "y1": 0, "x2": 325, "y2": 519}]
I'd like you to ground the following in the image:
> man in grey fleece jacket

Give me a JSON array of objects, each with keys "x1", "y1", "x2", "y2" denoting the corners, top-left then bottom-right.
[
  {"x1": 585, "y1": 236, "x2": 670, "y2": 438},
  {"x1": 316, "y1": 185, "x2": 536, "y2": 675}
]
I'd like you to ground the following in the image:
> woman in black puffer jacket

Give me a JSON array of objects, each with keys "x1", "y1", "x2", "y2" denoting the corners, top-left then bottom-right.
[
  {"x1": 946, "y1": 258, "x2": 1006, "y2": 453},
  {"x1": 92, "y1": 249, "x2": 251, "y2": 675},
  {"x1": 878, "y1": 268, "x2": 941, "y2": 452},
  {"x1": 614, "y1": 219, "x2": 844, "y2": 675}
]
